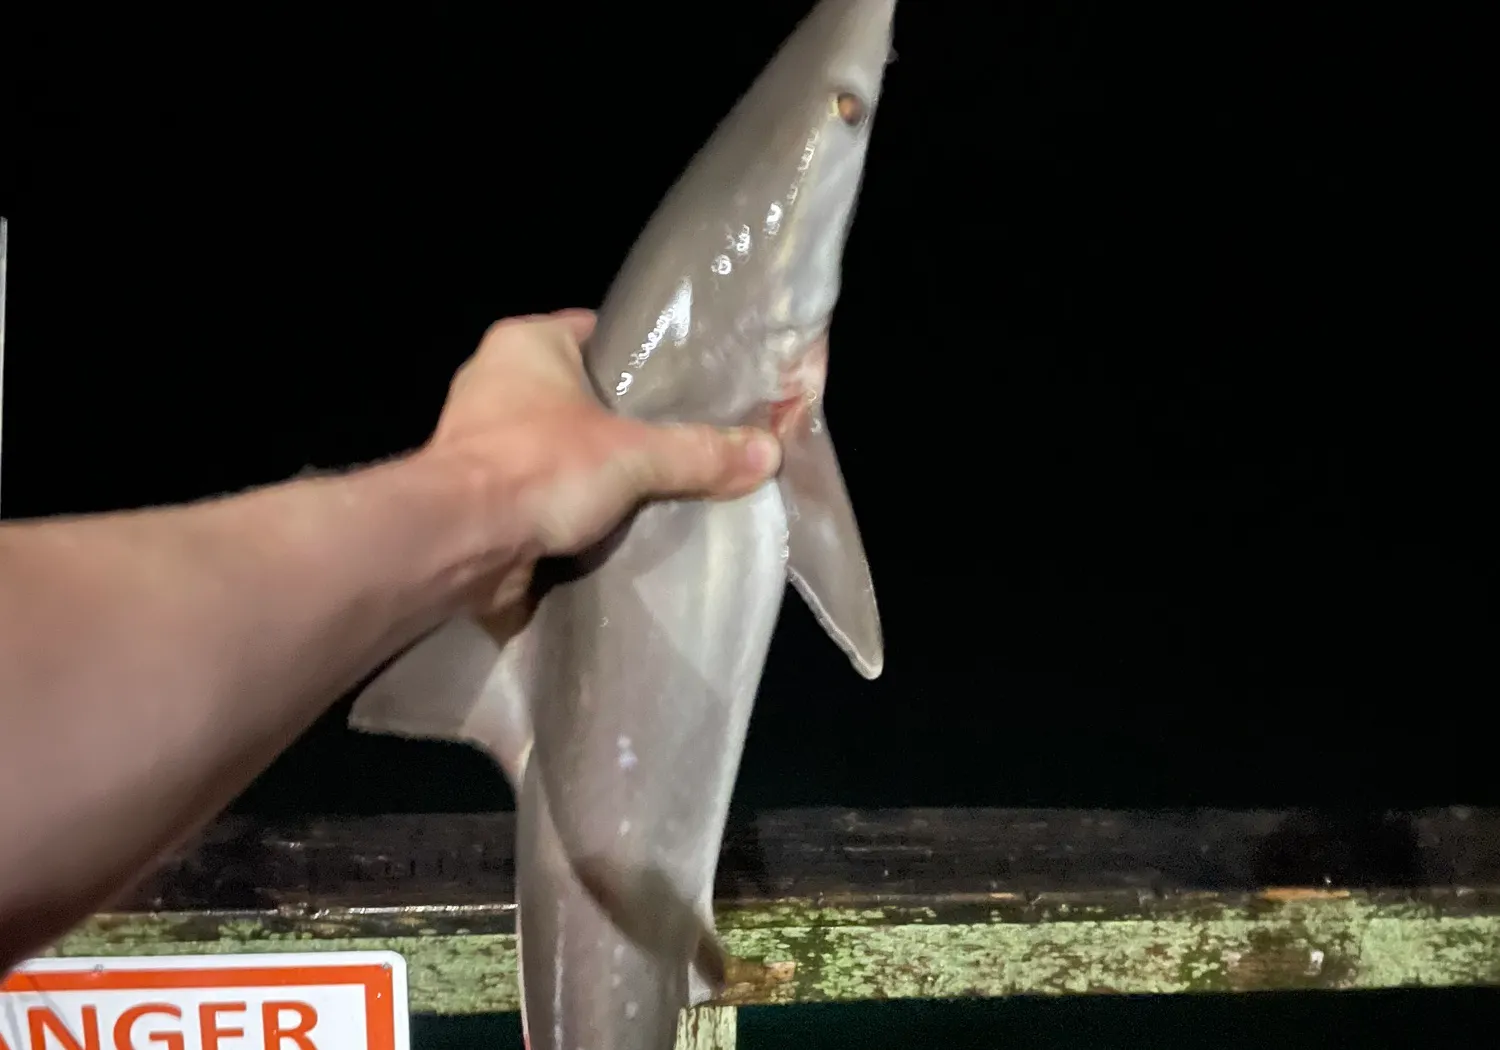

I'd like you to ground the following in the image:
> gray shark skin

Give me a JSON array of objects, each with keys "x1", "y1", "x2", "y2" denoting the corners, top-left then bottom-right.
[{"x1": 348, "y1": 1, "x2": 896, "y2": 1046}]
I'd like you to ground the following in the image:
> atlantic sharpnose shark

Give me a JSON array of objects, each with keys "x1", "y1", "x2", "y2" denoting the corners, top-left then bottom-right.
[{"x1": 348, "y1": 0, "x2": 897, "y2": 1045}]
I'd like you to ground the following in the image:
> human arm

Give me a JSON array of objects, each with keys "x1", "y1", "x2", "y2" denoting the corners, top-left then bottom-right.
[{"x1": 0, "y1": 309, "x2": 780, "y2": 969}]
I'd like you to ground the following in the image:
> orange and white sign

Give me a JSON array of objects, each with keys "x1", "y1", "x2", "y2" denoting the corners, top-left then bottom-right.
[{"x1": 1, "y1": 953, "x2": 408, "y2": 1050}]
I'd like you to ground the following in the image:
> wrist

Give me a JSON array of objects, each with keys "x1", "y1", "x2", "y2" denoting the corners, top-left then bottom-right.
[{"x1": 393, "y1": 444, "x2": 538, "y2": 617}]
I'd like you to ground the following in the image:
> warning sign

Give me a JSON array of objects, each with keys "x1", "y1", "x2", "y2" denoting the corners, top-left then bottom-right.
[{"x1": 1, "y1": 953, "x2": 408, "y2": 1050}]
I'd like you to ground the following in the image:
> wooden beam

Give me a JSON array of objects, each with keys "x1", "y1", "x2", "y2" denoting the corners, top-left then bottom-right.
[{"x1": 40, "y1": 807, "x2": 1500, "y2": 1014}]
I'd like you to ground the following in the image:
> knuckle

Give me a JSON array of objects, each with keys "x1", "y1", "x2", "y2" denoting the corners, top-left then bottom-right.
[
  {"x1": 480, "y1": 312, "x2": 553, "y2": 352},
  {"x1": 480, "y1": 316, "x2": 523, "y2": 347}
]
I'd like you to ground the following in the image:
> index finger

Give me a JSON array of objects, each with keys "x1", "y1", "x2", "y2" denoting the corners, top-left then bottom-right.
[
  {"x1": 547, "y1": 308, "x2": 598, "y2": 345},
  {"x1": 481, "y1": 309, "x2": 597, "y2": 354}
]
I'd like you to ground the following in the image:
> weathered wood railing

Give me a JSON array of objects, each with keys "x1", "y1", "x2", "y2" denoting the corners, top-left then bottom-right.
[{"x1": 35, "y1": 807, "x2": 1500, "y2": 1048}]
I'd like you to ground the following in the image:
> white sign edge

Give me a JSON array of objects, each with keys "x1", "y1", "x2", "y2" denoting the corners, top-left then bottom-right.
[{"x1": 7, "y1": 950, "x2": 410, "y2": 1050}]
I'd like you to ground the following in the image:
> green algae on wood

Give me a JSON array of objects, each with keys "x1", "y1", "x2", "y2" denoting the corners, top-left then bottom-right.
[
  {"x1": 48, "y1": 889, "x2": 1500, "y2": 1015},
  {"x1": 47, "y1": 807, "x2": 1500, "y2": 1014}
]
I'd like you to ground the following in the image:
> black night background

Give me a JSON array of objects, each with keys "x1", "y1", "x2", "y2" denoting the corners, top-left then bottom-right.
[{"x1": 2, "y1": 2, "x2": 1493, "y2": 1045}]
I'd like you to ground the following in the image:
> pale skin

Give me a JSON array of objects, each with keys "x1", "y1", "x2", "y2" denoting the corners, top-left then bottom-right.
[{"x1": 0, "y1": 309, "x2": 782, "y2": 972}]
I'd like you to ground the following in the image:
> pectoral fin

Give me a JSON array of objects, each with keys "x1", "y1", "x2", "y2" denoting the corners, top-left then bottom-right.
[
  {"x1": 347, "y1": 610, "x2": 539, "y2": 791},
  {"x1": 778, "y1": 404, "x2": 884, "y2": 678}
]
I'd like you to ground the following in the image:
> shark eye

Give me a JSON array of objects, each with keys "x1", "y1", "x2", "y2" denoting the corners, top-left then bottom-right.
[{"x1": 834, "y1": 91, "x2": 868, "y2": 128}]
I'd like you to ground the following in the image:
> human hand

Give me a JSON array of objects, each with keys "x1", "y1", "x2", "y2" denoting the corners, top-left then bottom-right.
[{"x1": 423, "y1": 309, "x2": 783, "y2": 615}]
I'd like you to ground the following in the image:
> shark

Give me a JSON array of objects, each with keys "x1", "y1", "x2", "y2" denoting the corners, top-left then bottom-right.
[{"x1": 348, "y1": 0, "x2": 898, "y2": 1045}]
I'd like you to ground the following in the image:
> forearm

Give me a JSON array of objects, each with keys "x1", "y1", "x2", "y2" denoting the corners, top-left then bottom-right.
[{"x1": 0, "y1": 448, "x2": 520, "y2": 968}]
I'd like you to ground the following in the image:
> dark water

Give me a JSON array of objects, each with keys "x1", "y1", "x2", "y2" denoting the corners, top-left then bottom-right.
[
  {"x1": 2, "y1": 0, "x2": 1493, "y2": 1045},
  {"x1": 417, "y1": 991, "x2": 1500, "y2": 1050}
]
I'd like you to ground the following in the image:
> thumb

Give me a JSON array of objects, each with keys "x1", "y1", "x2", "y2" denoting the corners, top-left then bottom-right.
[{"x1": 620, "y1": 423, "x2": 782, "y2": 503}]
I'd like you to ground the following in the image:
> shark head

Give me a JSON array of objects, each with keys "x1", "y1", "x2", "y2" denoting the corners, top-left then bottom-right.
[
  {"x1": 586, "y1": 0, "x2": 899, "y2": 430},
  {"x1": 734, "y1": 0, "x2": 898, "y2": 334}
]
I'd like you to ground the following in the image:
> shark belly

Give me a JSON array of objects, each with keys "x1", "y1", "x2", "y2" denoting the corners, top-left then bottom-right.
[{"x1": 518, "y1": 480, "x2": 789, "y2": 1049}]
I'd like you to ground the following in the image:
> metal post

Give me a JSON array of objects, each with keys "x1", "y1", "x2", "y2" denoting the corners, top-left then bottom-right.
[{"x1": 0, "y1": 216, "x2": 8, "y2": 517}]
